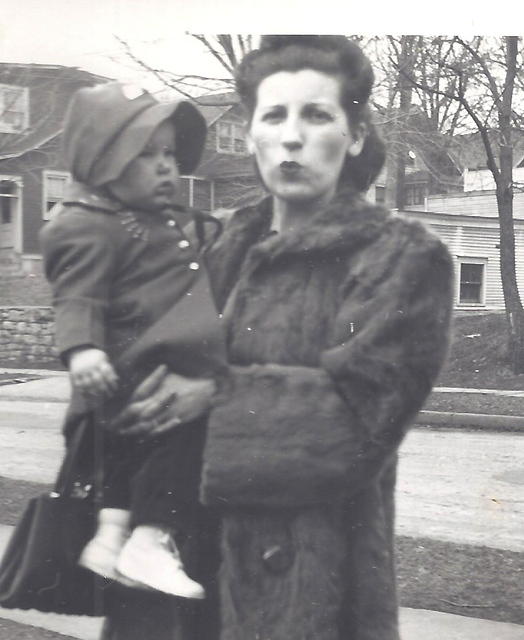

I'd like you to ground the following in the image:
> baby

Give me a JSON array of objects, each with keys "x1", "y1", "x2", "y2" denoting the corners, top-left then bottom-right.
[{"x1": 39, "y1": 82, "x2": 225, "y2": 599}]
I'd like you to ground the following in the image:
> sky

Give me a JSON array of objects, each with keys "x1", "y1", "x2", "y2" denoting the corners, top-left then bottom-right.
[{"x1": 0, "y1": 0, "x2": 522, "y2": 88}]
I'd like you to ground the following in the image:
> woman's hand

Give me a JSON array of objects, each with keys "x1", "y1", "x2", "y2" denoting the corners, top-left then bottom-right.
[{"x1": 111, "y1": 364, "x2": 216, "y2": 438}]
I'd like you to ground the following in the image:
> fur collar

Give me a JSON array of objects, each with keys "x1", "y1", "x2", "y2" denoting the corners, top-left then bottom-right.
[{"x1": 238, "y1": 188, "x2": 391, "y2": 262}]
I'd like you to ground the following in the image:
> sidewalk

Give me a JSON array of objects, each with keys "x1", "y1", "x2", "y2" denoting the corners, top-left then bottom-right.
[
  {"x1": 3, "y1": 366, "x2": 524, "y2": 404},
  {"x1": 1, "y1": 597, "x2": 523, "y2": 640},
  {"x1": 2, "y1": 369, "x2": 524, "y2": 431},
  {"x1": 0, "y1": 368, "x2": 69, "y2": 402},
  {"x1": 0, "y1": 369, "x2": 523, "y2": 639}
]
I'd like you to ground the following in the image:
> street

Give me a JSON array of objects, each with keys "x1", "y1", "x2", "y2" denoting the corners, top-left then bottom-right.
[
  {"x1": 396, "y1": 428, "x2": 524, "y2": 552},
  {"x1": 1, "y1": 398, "x2": 523, "y2": 551}
]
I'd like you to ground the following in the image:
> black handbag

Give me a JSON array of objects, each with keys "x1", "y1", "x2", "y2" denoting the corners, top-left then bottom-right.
[{"x1": 0, "y1": 414, "x2": 112, "y2": 616}]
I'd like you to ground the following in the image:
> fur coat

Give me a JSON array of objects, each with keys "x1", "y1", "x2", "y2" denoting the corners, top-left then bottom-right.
[
  {"x1": 101, "y1": 188, "x2": 453, "y2": 640},
  {"x1": 199, "y1": 189, "x2": 454, "y2": 640}
]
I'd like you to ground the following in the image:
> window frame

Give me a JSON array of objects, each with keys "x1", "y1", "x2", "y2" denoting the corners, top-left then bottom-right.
[
  {"x1": 216, "y1": 120, "x2": 247, "y2": 155},
  {"x1": 0, "y1": 175, "x2": 22, "y2": 251},
  {"x1": 457, "y1": 257, "x2": 487, "y2": 306},
  {"x1": 42, "y1": 170, "x2": 70, "y2": 220},
  {"x1": 0, "y1": 84, "x2": 29, "y2": 133}
]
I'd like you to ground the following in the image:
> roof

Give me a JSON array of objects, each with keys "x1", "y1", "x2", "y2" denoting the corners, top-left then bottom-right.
[
  {"x1": 0, "y1": 131, "x2": 61, "y2": 161},
  {"x1": 376, "y1": 107, "x2": 524, "y2": 178},
  {"x1": 375, "y1": 107, "x2": 462, "y2": 184},
  {"x1": 448, "y1": 129, "x2": 524, "y2": 170},
  {"x1": 400, "y1": 207, "x2": 524, "y2": 227},
  {"x1": 197, "y1": 104, "x2": 233, "y2": 127},
  {"x1": 0, "y1": 62, "x2": 109, "y2": 85},
  {"x1": 196, "y1": 91, "x2": 239, "y2": 105},
  {"x1": 193, "y1": 92, "x2": 240, "y2": 126},
  {"x1": 424, "y1": 188, "x2": 524, "y2": 220}
]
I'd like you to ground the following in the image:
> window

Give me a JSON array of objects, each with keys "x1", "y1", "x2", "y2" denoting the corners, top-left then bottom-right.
[
  {"x1": 458, "y1": 260, "x2": 486, "y2": 305},
  {"x1": 0, "y1": 84, "x2": 29, "y2": 133},
  {"x1": 405, "y1": 183, "x2": 426, "y2": 206},
  {"x1": 216, "y1": 121, "x2": 246, "y2": 154},
  {"x1": 43, "y1": 171, "x2": 70, "y2": 219},
  {"x1": 375, "y1": 185, "x2": 385, "y2": 204},
  {"x1": 0, "y1": 180, "x2": 16, "y2": 224}
]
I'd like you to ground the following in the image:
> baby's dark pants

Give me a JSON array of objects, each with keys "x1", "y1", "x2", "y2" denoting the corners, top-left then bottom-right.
[{"x1": 102, "y1": 417, "x2": 207, "y2": 532}]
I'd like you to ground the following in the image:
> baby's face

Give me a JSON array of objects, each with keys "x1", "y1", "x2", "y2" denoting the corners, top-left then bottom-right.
[{"x1": 106, "y1": 120, "x2": 180, "y2": 213}]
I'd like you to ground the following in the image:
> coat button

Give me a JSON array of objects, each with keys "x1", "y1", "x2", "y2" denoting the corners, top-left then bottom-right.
[
  {"x1": 261, "y1": 544, "x2": 294, "y2": 574},
  {"x1": 166, "y1": 219, "x2": 176, "y2": 227},
  {"x1": 189, "y1": 262, "x2": 200, "y2": 270},
  {"x1": 178, "y1": 239, "x2": 190, "y2": 248}
]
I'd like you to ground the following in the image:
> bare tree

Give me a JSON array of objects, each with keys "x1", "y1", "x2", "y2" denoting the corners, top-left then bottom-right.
[
  {"x1": 117, "y1": 34, "x2": 254, "y2": 106},
  {"x1": 116, "y1": 34, "x2": 524, "y2": 356},
  {"x1": 393, "y1": 36, "x2": 524, "y2": 371},
  {"x1": 363, "y1": 36, "x2": 475, "y2": 208}
]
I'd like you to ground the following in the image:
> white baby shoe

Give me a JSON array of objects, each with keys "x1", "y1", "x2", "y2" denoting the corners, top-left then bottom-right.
[
  {"x1": 78, "y1": 508, "x2": 145, "y2": 588},
  {"x1": 116, "y1": 525, "x2": 205, "y2": 599}
]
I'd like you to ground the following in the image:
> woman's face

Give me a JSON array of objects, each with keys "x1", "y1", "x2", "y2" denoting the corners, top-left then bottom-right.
[{"x1": 247, "y1": 69, "x2": 365, "y2": 208}]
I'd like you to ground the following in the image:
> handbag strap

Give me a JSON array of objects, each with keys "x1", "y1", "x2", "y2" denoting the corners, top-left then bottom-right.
[
  {"x1": 53, "y1": 411, "x2": 100, "y2": 497},
  {"x1": 193, "y1": 210, "x2": 222, "y2": 254}
]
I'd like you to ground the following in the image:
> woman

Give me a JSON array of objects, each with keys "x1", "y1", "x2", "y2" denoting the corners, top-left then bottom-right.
[{"x1": 104, "y1": 35, "x2": 453, "y2": 640}]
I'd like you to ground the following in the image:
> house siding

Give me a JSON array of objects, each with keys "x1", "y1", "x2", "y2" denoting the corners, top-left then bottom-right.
[
  {"x1": 0, "y1": 137, "x2": 68, "y2": 254},
  {"x1": 402, "y1": 210, "x2": 524, "y2": 311},
  {"x1": 21, "y1": 168, "x2": 42, "y2": 254},
  {"x1": 214, "y1": 175, "x2": 262, "y2": 210}
]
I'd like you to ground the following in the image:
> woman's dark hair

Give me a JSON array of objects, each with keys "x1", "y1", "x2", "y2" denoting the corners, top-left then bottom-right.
[{"x1": 235, "y1": 35, "x2": 385, "y2": 192}]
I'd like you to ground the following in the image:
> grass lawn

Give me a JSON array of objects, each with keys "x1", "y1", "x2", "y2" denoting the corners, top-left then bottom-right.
[
  {"x1": 0, "y1": 271, "x2": 51, "y2": 307},
  {"x1": 437, "y1": 312, "x2": 524, "y2": 390},
  {"x1": 0, "y1": 619, "x2": 77, "y2": 640},
  {"x1": 396, "y1": 536, "x2": 524, "y2": 626}
]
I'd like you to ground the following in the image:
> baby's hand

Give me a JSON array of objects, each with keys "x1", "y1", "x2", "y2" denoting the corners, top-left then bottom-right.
[{"x1": 69, "y1": 348, "x2": 119, "y2": 398}]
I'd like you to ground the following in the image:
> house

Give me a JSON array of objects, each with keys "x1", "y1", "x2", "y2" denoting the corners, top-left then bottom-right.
[
  {"x1": 178, "y1": 92, "x2": 260, "y2": 214},
  {"x1": 0, "y1": 81, "x2": 261, "y2": 273},
  {"x1": 7, "y1": 70, "x2": 522, "y2": 311},
  {"x1": 400, "y1": 131, "x2": 524, "y2": 311},
  {"x1": 370, "y1": 108, "x2": 462, "y2": 208},
  {"x1": 0, "y1": 63, "x2": 108, "y2": 272},
  {"x1": 449, "y1": 129, "x2": 524, "y2": 192},
  {"x1": 401, "y1": 193, "x2": 524, "y2": 310},
  {"x1": 187, "y1": 104, "x2": 524, "y2": 312}
]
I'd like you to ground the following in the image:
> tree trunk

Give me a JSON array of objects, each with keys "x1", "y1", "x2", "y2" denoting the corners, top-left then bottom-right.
[
  {"x1": 496, "y1": 36, "x2": 524, "y2": 372},
  {"x1": 395, "y1": 36, "x2": 416, "y2": 210},
  {"x1": 496, "y1": 186, "x2": 524, "y2": 371}
]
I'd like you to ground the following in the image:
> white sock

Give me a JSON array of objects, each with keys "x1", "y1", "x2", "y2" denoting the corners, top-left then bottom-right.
[
  {"x1": 127, "y1": 524, "x2": 171, "y2": 547},
  {"x1": 92, "y1": 508, "x2": 131, "y2": 546}
]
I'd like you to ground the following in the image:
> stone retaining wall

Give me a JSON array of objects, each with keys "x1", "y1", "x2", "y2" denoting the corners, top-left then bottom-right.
[{"x1": 0, "y1": 306, "x2": 57, "y2": 364}]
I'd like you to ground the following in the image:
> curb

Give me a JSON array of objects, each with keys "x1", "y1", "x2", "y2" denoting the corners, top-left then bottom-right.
[{"x1": 416, "y1": 410, "x2": 524, "y2": 432}]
